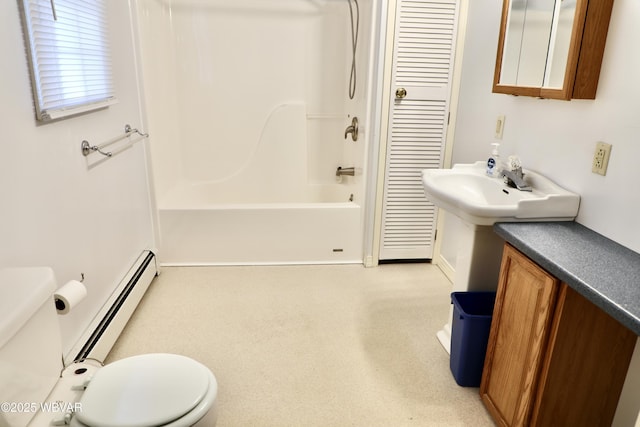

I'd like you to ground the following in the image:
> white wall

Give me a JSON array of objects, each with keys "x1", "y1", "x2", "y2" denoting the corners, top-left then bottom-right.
[
  {"x1": 136, "y1": 0, "x2": 372, "y2": 210},
  {"x1": 451, "y1": 1, "x2": 640, "y2": 424},
  {"x1": 453, "y1": 0, "x2": 640, "y2": 252},
  {"x1": 0, "y1": 2, "x2": 155, "y2": 357}
]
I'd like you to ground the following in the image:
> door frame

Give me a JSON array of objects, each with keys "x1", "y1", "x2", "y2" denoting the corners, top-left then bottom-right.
[{"x1": 365, "y1": 0, "x2": 469, "y2": 268}]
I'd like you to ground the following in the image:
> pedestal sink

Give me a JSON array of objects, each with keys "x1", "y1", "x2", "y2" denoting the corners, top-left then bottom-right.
[
  {"x1": 422, "y1": 162, "x2": 580, "y2": 352},
  {"x1": 421, "y1": 161, "x2": 580, "y2": 225}
]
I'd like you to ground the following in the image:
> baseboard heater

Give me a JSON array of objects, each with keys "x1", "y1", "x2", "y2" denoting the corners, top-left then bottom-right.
[{"x1": 68, "y1": 250, "x2": 158, "y2": 364}]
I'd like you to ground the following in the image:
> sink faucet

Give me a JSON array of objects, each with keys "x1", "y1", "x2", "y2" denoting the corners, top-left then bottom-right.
[
  {"x1": 344, "y1": 117, "x2": 358, "y2": 141},
  {"x1": 502, "y1": 168, "x2": 532, "y2": 191}
]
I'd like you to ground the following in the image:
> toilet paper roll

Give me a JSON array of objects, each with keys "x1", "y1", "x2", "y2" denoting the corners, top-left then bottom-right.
[{"x1": 54, "y1": 280, "x2": 87, "y2": 315}]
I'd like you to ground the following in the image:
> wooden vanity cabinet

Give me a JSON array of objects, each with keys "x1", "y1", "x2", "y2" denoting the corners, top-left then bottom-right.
[{"x1": 480, "y1": 243, "x2": 636, "y2": 427}]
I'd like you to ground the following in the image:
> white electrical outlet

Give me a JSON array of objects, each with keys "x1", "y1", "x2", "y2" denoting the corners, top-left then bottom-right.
[
  {"x1": 495, "y1": 115, "x2": 505, "y2": 139},
  {"x1": 592, "y1": 142, "x2": 612, "y2": 176}
]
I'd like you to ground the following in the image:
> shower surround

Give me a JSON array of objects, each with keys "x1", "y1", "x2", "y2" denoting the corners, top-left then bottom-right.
[{"x1": 134, "y1": 0, "x2": 374, "y2": 264}]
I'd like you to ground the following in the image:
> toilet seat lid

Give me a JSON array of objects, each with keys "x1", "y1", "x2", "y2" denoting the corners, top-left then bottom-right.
[{"x1": 76, "y1": 353, "x2": 211, "y2": 427}]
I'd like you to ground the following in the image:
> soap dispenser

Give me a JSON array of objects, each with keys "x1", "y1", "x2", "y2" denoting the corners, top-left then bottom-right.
[{"x1": 486, "y1": 143, "x2": 501, "y2": 177}]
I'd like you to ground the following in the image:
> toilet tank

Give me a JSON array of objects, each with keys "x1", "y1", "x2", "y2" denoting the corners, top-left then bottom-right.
[{"x1": 0, "y1": 268, "x2": 64, "y2": 427}]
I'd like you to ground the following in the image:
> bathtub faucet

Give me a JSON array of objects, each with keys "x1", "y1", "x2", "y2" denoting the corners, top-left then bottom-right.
[
  {"x1": 336, "y1": 167, "x2": 356, "y2": 177},
  {"x1": 344, "y1": 117, "x2": 358, "y2": 141}
]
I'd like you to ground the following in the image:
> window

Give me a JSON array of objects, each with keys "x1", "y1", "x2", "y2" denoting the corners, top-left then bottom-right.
[{"x1": 20, "y1": 0, "x2": 116, "y2": 122}]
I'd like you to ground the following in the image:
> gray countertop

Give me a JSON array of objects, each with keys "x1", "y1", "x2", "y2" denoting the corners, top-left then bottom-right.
[{"x1": 494, "y1": 222, "x2": 640, "y2": 336}]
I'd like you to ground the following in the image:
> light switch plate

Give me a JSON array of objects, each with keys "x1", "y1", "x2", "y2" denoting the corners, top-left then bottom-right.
[{"x1": 495, "y1": 115, "x2": 505, "y2": 139}]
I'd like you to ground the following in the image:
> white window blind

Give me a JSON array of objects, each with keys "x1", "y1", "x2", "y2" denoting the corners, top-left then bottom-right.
[{"x1": 21, "y1": 0, "x2": 116, "y2": 121}]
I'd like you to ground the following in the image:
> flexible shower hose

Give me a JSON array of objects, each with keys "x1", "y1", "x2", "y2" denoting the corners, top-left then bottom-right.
[{"x1": 348, "y1": 0, "x2": 359, "y2": 100}]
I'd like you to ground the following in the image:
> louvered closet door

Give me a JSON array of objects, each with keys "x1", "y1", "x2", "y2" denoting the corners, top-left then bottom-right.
[{"x1": 379, "y1": 0, "x2": 458, "y2": 260}]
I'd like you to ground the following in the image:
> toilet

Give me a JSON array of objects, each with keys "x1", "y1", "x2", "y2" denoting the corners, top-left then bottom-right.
[{"x1": 0, "y1": 267, "x2": 218, "y2": 427}]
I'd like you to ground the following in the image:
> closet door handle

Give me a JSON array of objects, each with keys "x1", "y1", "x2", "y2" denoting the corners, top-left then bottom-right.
[{"x1": 395, "y1": 87, "x2": 407, "y2": 99}]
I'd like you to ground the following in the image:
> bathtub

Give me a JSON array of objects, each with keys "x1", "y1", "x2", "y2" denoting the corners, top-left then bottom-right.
[
  {"x1": 137, "y1": 0, "x2": 372, "y2": 265},
  {"x1": 158, "y1": 182, "x2": 363, "y2": 265}
]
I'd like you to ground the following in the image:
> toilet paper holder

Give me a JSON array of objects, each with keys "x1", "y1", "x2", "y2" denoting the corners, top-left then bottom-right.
[{"x1": 55, "y1": 274, "x2": 88, "y2": 315}]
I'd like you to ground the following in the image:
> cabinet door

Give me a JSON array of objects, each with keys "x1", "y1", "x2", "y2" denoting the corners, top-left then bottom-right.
[
  {"x1": 480, "y1": 244, "x2": 559, "y2": 426},
  {"x1": 530, "y1": 284, "x2": 636, "y2": 426}
]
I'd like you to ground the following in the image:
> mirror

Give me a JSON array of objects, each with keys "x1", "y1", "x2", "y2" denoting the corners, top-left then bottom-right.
[
  {"x1": 493, "y1": 0, "x2": 614, "y2": 100},
  {"x1": 544, "y1": 0, "x2": 575, "y2": 88},
  {"x1": 499, "y1": 0, "x2": 557, "y2": 88}
]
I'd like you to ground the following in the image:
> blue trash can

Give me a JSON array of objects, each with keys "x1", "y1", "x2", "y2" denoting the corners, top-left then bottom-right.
[{"x1": 450, "y1": 291, "x2": 496, "y2": 387}]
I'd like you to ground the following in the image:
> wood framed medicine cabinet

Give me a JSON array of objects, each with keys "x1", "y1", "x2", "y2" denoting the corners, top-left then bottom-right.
[{"x1": 493, "y1": 0, "x2": 614, "y2": 100}]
